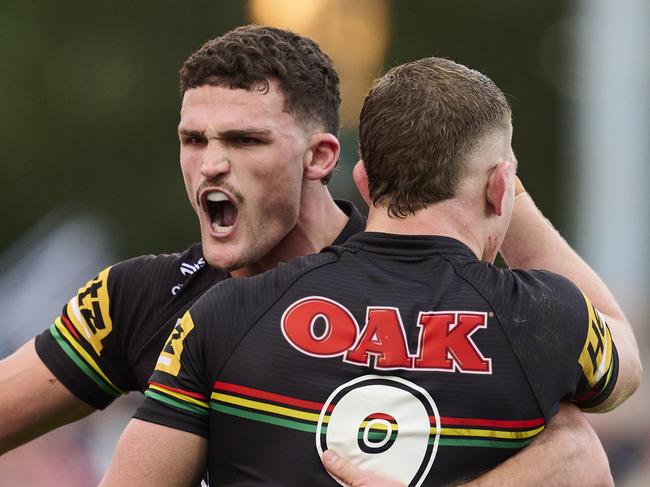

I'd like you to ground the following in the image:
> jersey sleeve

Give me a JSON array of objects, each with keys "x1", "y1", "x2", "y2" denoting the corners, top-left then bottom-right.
[
  {"x1": 572, "y1": 293, "x2": 618, "y2": 408},
  {"x1": 134, "y1": 309, "x2": 210, "y2": 438},
  {"x1": 34, "y1": 266, "x2": 129, "y2": 409},
  {"x1": 507, "y1": 271, "x2": 618, "y2": 414}
]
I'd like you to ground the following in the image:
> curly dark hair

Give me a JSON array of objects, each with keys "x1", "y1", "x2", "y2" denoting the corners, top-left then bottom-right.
[
  {"x1": 359, "y1": 57, "x2": 512, "y2": 217},
  {"x1": 181, "y1": 24, "x2": 341, "y2": 146}
]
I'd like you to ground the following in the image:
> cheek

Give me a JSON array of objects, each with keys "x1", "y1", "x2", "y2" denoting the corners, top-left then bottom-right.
[{"x1": 179, "y1": 159, "x2": 198, "y2": 210}]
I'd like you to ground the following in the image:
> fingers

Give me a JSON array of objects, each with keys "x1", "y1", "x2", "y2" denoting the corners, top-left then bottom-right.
[{"x1": 321, "y1": 450, "x2": 406, "y2": 487}]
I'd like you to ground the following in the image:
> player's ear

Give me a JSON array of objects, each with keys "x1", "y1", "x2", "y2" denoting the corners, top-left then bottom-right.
[
  {"x1": 485, "y1": 161, "x2": 510, "y2": 216},
  {"x1": 303, "y1": 133, "x2": 340, "y2": 181},
  {"x1": 353, "y1": 160, "x2": 372, "y2": 206}
]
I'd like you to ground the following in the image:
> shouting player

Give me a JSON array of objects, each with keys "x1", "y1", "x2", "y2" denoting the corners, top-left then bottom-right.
[
  {"x1": 0, "y1": 27, "x2": 618, "y2": 485},
  {"x1": 101, "y1": 57, "x2": 641, "y2": 486}
]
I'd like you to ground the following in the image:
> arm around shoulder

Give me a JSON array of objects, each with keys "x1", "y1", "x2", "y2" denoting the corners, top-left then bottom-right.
[
  {"x1": 460, "y1": 403, "x2": 613, "y2": 487},
  {"x1": 0, "y1": 338, "x2": 95, "y2": 454},
  {"x1": 500, "y1": 189, "x2": 642, "y2": 411},
  {"x1": 322, "y1": 404, "x2": 612, "y2": 487}
]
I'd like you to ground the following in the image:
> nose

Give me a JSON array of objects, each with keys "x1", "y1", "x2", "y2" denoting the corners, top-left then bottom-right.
[{"x1": 200, "y1": 141, "x2": 230, "y2": 180}]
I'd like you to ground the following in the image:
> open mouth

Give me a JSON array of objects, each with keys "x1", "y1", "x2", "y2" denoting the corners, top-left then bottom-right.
[{"x1": 203, "y1": 190, "x2": 239, "y2": 234}]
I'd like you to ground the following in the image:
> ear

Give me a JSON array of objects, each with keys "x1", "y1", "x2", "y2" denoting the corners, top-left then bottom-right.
[
  {"x1": 485, "y1": 161, "x2": 511, "y2": 216},
  {"x1": 352, "y1": 160, "x2": 372, "y2": 206},
  {"x1": 303, "y1": 133, "x2": 340, "y2": 181}
]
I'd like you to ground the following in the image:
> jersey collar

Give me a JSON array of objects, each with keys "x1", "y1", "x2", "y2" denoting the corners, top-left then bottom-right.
[{"x1": 342, "y1": 232, "x2": 478, "y2": 259}]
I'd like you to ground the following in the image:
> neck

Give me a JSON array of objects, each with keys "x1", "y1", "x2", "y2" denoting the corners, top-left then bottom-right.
[
  {"x1": 231, "y1": 182, "x2": 348, "y2": 277},
  {"x1": 365, "y1": 198, "x2": 491, "y2": 261}
]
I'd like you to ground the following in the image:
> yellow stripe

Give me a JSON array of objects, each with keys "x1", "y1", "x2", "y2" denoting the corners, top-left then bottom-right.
[
  {"x1": 54, "y1": 318, "x2": 125, "y2": 394},
  {"x1": 212, "y1": 392, "x2": 544, "y2": 440},
  {"x1": 433, "y1": 425, "x2": 544, "y2": 439},
  {"x1": 603, "y1": 326, "x2": 614, "y2": 377},
  {"x1": 149, "y1": 384, "x2": 208, "y2": 409},
  {"x1": 212, "y1": 392, "x2": 327, "y2": 423},
  {"x1": 360, "y1": 421, "x2": 397, "y2": 431}
]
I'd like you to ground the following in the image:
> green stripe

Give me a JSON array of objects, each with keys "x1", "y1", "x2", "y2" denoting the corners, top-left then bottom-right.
[
  {"x1": 49, "y1": 324, "x2": 121, "y2": 397},
  {"x1": 437, "y1": 437, "x2": 535, "y2": 448},
  {"x1": 145, "y1": 390, "x2": 209, "y2": 416},
  {"x1": 211, "y1": 401, "x2": 535, "y2": 450},
  {"x1": 211, "y1": 402, "x2": 319, "y2": 433},
  {"x1": 364, "y1": 430, "x2": 395, "y2": 441}
]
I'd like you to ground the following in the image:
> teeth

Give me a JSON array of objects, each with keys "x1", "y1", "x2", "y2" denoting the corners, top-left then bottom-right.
[
  {"x1": 212, "y1": 221, "x2": 230, "y2": 233},
  {"x1": 206, "y1": 191, "x2": 228, "y2": 202}
]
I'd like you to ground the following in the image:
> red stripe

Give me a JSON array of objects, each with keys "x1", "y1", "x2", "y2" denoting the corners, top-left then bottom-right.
[
  {"x1": 574, "y1": 385, "x2": 600, "y2": 402},
  {"x1": 437, "y1": 416, "x2": 545, "y2": 429},
  {"x1": 61, "y1": 315, "x2": 80, "y2": 340},
  {"x1": 367, "y1": 413, "x2": 396, "y2": 421},
  {"x1": 213, "y1": 382, "x2": 544, "y2": 429},
  {"x1": 214, "y1": 381, "x2": 334, "y2": 413},
  {"x1": 149, "y1": 381, "x2": 207, "y2": 401}
]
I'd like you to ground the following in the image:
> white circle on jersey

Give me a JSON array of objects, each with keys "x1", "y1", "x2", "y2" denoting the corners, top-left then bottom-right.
[{"x1": 316, "y1": 375, "x2": 440, "y2": 487}]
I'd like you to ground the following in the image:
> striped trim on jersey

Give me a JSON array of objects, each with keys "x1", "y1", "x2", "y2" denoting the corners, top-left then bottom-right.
[
  {"x1": 144, "y1": 382, "x2": 209, "y2": 417},
  {"x1": 209, "y1": 381, "x2": 545, "y2": 449},
  {"x1": 48, "y1": 318, "x2": 124, "y2": 398}
]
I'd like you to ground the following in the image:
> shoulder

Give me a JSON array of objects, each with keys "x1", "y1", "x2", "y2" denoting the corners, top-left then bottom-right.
[
  {"x1": 107, "y1": 243, "x2": 219, "y2": 296},
  {"x1": 111, "y1": 243, "x2": 205, "y2": 280},
  {"x1": 190, "y1": 250, "x2": 340, "y2": 324},
  {"x1": 452, "y1": 259, "x2": 586, "y2": 319}
]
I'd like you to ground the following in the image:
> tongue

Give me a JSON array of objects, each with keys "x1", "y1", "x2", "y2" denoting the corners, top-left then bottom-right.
[{"x1": 222, "y1": 202, "x2": 237, "y2": 227}]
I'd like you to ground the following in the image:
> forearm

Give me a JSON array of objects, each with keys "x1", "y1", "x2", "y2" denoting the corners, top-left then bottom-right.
[
  {"x1": 461, "y1": 403, "x2": 613, "y2": 487},
  {"x1": 500, "y1": 190, "x2": 641, "y2": 409},
  {"x1": 0, "y1": 339, "x2": 94, "y2": 454},
  {"x1": 322, "y1": 403, "x2": 613, "y2": 487},
  {"x1": 501, "y1": 193, "x2": 622, "y2": 319}
]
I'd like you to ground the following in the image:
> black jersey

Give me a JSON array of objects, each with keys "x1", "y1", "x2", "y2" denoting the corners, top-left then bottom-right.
[
  {"x1": 136, "y1": 232, "x2": 618, "y2": 486},
  {"x1": 34, "y1": 201, "x2": 365, "y2": 410}
]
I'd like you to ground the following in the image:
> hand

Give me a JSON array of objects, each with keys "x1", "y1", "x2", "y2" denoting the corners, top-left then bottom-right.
[{"x1": 322, "y1": 450, "x2": 406, "y2": 487}]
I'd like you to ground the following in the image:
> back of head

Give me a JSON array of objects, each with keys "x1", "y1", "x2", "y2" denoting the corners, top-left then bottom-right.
[
  {"x1": 359, "y1": 57, "x2": 511, "y2": 217},
  {"x1": 180, "y1": 25, "x2": 340, "y2": 138}
]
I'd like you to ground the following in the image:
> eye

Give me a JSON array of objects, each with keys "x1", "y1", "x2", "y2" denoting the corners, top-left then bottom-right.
[
  {"x1": 181, "y1": 135, "x2": 206, "y2": 146},
  {"x1": 233, "y1": 136, "x2": 260, "y2": 146}
]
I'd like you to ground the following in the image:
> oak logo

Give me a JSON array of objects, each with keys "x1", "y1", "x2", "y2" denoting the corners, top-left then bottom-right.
[
  {"x1": 282, "y1": 297, "x2": 491, "y2": 374},
  {"x1": 66, "y1": 267, "x2": 113, "y2": 355},
  {"x1": 156, "y1": 313, "x2": 195, "y2": 376}
]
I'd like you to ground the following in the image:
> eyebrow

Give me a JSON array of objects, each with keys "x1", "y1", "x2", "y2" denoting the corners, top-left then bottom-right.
[
  {"x1": 178, "y1": 128, "x2": 204, "y2": 139},
  {"x1": 177, "y1": 127, "x2": 273, "y2": 139},
  {"x1": 220, "y1": 128, "x2": 272, "y2": 139}
]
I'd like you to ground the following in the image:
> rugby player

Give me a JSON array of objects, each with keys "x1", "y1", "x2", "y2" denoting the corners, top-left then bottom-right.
[
  {"x1": 0, "y1": 27, "x2": 616, "y2": 485},
  {"x1": 101, "y1": 57, "x2": 641, "y2": 486}
]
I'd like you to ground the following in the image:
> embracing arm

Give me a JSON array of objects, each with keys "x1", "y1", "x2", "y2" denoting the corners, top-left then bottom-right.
[
  {"x1": 322, "y1": 403, "x2": 612, "y2": 487},
  {"x1": 459, "y1": 403, "x2": 612, "y2": 487},
  {"x1": 0, "y1": 339, "x2": 95, "y2": 454},
  {"x1": 499, "y1": 181, "x2": 641, "y2": 411},
  {"x1": 100, "y1": 418, "x2": 206, "y2": 487}
]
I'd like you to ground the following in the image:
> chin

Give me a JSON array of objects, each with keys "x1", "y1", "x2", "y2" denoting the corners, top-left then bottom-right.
[{"x1": 201, "y1": 241, "x2": 235, "y2": 271}]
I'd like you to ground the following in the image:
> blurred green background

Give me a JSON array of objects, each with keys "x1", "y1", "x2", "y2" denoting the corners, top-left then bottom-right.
[
  {"x1": 0, "y1": 0, "x2": 567, "y2": 258},
  {"x1": 0, "y1": 1, "x2": 648, "y2": 485}
]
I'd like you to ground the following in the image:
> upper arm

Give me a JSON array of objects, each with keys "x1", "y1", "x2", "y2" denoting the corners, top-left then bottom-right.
[
  {"x1": 34, "y1": 265, "x2": 131, "y2": 409},
  {"x1": 0, "y1": 339, "x2": 95, "y2": 454},
  {"x1": 507, "y1": 271, "x2": 620, "y2": 414},
  {"x1": 579, "y1": 310, "x2": 640, "y2": 413},
  {"x1": 134, "y1": 309, "x2": 211, "y2": 436},
  {"x1": 101, "y1": 284, "x2": 213, "y2": 486},
  {"x1": 100, "y1": 418, "x2": 206, "y2": 487}
]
